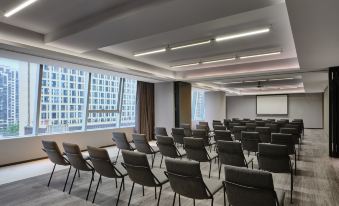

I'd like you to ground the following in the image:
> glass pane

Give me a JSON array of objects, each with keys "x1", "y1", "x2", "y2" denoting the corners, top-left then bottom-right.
[
  {"x1": 39, "y1": 65, "x2": 88, "y2": 134},
  {"x1": 120, "y1": 79, "x2": 137, "y2": 128},
  {"x1": 192, "y1": 88, "x2": 205, "y2": 121},
  {"x1": 0, "y1": 57, "x2": 39, "y2": 138},
  {"x1": 87, "y1": 73, "x2": 121, "y2": 130}
]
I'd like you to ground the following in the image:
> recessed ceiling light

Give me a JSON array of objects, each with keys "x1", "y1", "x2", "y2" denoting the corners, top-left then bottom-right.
[
  {"x1": 202, "y1": 57, "x2": 236, "y2": 64},
  {"x1": 134, "y1": 48, "x2": 166, "y2": 57},
  {"x1": 215, "y1": 27, "x2": 270, "y2": 42},
  {"x1": 244, "y1": 80, "x2": 259, "y2": 83},
  {"x1": 213, "y1": 82, "x2": 227, "y2": 85},
  {"x1": 171, "y1": 62, "x2": 199, "y2": 68},
  {"x1": 170, "y1": 40, "x2": 211, "y2": 50},
  {"x1": 270, "y1": 77, "x2": 294, "y2": 81},
  {"x1": 239, "y1": 51, "x2": 281, "y2": 59},
  {"x1": 4, "y1": 0, "x2": 38, "y2": 17},
  {"x1": 227, "y1": 81, "x2": 243, "y2": 84}
]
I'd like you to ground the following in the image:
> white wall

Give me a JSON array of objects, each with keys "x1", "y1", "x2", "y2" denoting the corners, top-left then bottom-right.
[
  {"x1": 226, "y1": 93, "x2": 323, "y2": 128},
  {"x1": 324, "y1": 87, "x2": 329, "y2": 137},
  {"x1": 205, "y1": 91, "x2": 226, "y2": 126},
  {"x1": 154, "y1": 82, "x2": 175, "y2": 134}
]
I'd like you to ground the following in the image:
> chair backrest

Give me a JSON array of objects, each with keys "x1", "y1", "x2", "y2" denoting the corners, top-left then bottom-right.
[
  {"x1": 217, "y1": 141, "x2": 247, "y2": 167},
  {"x1": 240, "y1": 121, "x2": 250, "y2": 126},
  {"x1": 112, "y1": 132, "x2": 133, "y2": 150},
  {"x1": 180, "y1": 123, "x2": 192, "y2": 137},
  {"x1": 280, "y1": 128, "x2": 299, "y2": 144},
  {"x1": 224, "y1": 165, "x2": 278, "y2": 206},
  {"x1": 271, "y1": 133, "x2": 295, "y2": 155},
  {"x1": 199, "y1": 121, "x2": 209, "y2": 126},
  {"x1": 243, "y1": 118, "x2": 251, "y2": 121},
  {"x1": 192, "y1": 129, "x2": 210, "y2": 146},
  {"x1": 284, "y1": 124, "x2": 301, "y2": 134},
  {"x1": 132, "y1": 133, "x2": 152, "y2": 154},
  {"x1": 196, "y1": 124, "x2": 209, "y2": 135},
  {"x1": 87, "y1": 146, "x2": 121, "y2": 178},
  {"x1": 121, "y1": 150, "x2": 158, "y2": 187},
  {"x1": 233, "y1": 126, "x2": 246, "y2": 141},
  {"x1": 42, "y1": 140, "x2": 68, "y2": 165},
  {"x1": 212, "y1": 120, "x2": 223, "y2": 126},
  {"x1": 224, "y1": 119, "x2": 231, "y2": 129},
  {"x1": 172, "y1": 128, "x2": 185, "y2": 144},
  {"x1": 257, "y1": 143, "x2": 291, "y2": 173},
  {"x1": 267, "y1": 119, "x2": 276, "y2": 122},
  {"x1": 183, "y1": 137, "x2": 209, "y2": 162},
  {"x1": 155, "y1": 127, "x2": 168, "y2": 136},
  {"x1": 241, "y1": 131, "x2": 261, "y2": 153},
  {"x1": 255, "y1": 127, "x2": 271, "y2": 143},
  {"x1": 165, "y1": 158, "x2": 210, "y2": 199},
  {"x1": 214, "y1": 130, "x2": 233, "y2": 142},
  {"x1": 156, "y1": 136, "x2": 179, "y2": 158},
  {"x1": 63, "y1": 142, "x2": 92, "y2": 171},
  {"x1": 265, "y1": 123, "x2": 279, "y2": 133},
  {"x1": 229, "y1": 123, "x2": 241, "y2": 132},
  {"x1": 232, "y1": 118, "x2": 240, "y2": 122},
  {"x1": 213, "y1": 125, "x2": 226, "y2": 131},
  {"x1": 255, "y1": 121, "x2": 266, "y2": 127},
  {"x1": 245, "y1": 123, "x2": 256, "y2": 132}
]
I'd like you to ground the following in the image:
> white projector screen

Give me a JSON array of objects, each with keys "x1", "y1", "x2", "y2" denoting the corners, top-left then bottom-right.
[{"x1": 256, "y1": 95, "x2": 288, "y2": 115}]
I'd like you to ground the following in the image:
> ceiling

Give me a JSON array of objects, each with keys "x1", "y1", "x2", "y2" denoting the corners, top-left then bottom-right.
[{"x1": 0, "y1": 0, "x2": 334, "y2": 95}]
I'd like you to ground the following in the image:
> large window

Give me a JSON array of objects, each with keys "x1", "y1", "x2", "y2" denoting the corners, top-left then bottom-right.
[
  {"x1": 192, "y1": 88, "x2": 205, "y2": 121},
  {"x1": 120, "y1": 79, "x2": 137, "y2": 127}
]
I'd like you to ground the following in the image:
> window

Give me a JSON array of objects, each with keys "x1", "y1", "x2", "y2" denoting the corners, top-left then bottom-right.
[
  {"x1": 119, "y1": 79, "x2": 137, "y2": 127},
  {"x1": 192, "y1": 88, "x2": 205, "y2": 121}
]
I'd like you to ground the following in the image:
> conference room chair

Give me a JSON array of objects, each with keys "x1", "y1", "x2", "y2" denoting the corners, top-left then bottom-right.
[
  {"x1": 280, "y1": 119, "x2": 290, "y2": 123},
  {"x1": 255, "y1": 121, "x2": 266, "y2": 127},
  {"x1": 257, "y1": 143, "x2": 294, "y2": 204},
  {"x1": 213, "y1": 125, "x2": 227, "y2": 131},
  {"x1": 255, "y1": 118, "x2": 262, "y2": 121},
  {"x1": 233, "y1": 126, "x2": 246, "y2": 141},
  {"x1": 214, "y1": 130, "x2": 233, "y2": 142},
  {"x1": 280, "y1": 128, "x2": 301, "y2": 158},
  {"x1": 87, "y1": 146, "x2": 128, "y2": 205},
  {"x1": 232, "y1": 118, "x2": 240, "y2": 122},
  {"x1": 155, "y1": 127, "x2": 168, "y2": 137},
  {"x1": 172, "y1": 128, "x2": 186, "y2": 147},
  {"x1": 62, "y1": 142, "x2": 95, "y2": 200},
  {"x1": 165, "y1": 158, "x2": 226, "y2": 206},
  {"x1": 212, "y1": 120, "x2": 223, "y2": 126},
  {"x1": 199, "y1": 121, "x2": 209, "y2": 126},
  {"x1": 241, "y1": 131, "x2": 261, "y2": 155},
  {"x1": 223, "y1": 119, "x2": 231, "y2": 130},
  {"x1": 229, "y1": 122, "x2": 241, "y2": 133},
  {"x1": 217, "y1": 141, "x2": 254, "y2": 179},
  {"x1": 183, "y1": 137, "x2": 218, "y2": 178},
  {"x1": 291, "y1": 121, "x2": 304, "y2": 136},
  {"x1": 276, "y1": 120, "x2": 287, "y2": 129},
  {"x1": 245, "y1": 123, "x2": 256, "y2": 132},
  {"x1": 132, "y1": 134, "x2": 160, "y2": 168},
  {"x1": 156, "y1": 135, "x2": 186, "y2": 168},
  {"x1": 271, "y1": 133, "x2": 297, "y2": 174},
  {"x1": 42, "y1": 140, "x2": 71, "y2": 192},
  {"x1": 196, "y1": 124, "x2": 210, "y2": 136},
  {"x1": 267, "y1": 118, "x2": 276, "y2": 122},
  {"x1": 255, "y1": 127, "x2": 271, "y2": 143},
  {"x1": 121, "y1": 150, "x2": 169, "y2": 206},
  {"x1": 243, "y1": 118, "x2": 251, "y2": 121},
  {"x1": 265, "y1": 123, "x2": 279, "y2": 133},
  {"x1": 112, "y1": 132, "x2": 135, "y2": 162},
  {"x1": 180, "y1": 123, "x2": 193, "y2": 137},
  {"x1": 240, "y1": 120, "x2": 250, "y2": 126},
  {"x1": 192, "y1": 129, "x2": 215, "y2": 148},
  {"x1": 284, "y1": 124, "x2": 302, "y2": 140},
  {"x1": 224, "y1": 165, "x2": 285, "y2": 206}
]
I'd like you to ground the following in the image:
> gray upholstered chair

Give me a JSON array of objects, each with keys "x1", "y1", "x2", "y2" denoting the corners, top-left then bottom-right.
[
  {"x1": 229, "y1": 122, "x2": 241, "y2": 133},
  {"x1": 255, "y1": 121, "x2": 266, "y2": 127},
  {"x1": 233, "y1": 126, "x2": 246, "y2": 141},
  {"x1": 62, "y1": 142, "x2": 94, "y2": 200},
  {"x1": 112, "y1": 132, "x2": 135, "y2": 162},
  {"x1": 196, "y1": 124, "x2": 210, "y2": 136},
  {"x1": 164, "y1": 158, "x2": 225, "y2": 206},
  {"x1": 172, "y1": 128, "x2": 186, "y2": 146},
  {"x1": 214, "y1": 130, "x2": 233, "y2": 142},
  {"x1": 241, "y1": 131, "x2": 261, "y2": 155},
  {"x1": 267, "y1": 118, "x2": 276, "y2": 122},
  {"x1": 183, "y1": 137, "x2": 218, "y2": 178},
  {"x1": 212, "y1": 120, "x2": 223, "y2": 127},
  {"x1": 155, "y1": 127, "x2": 168, "y2": 137},
  {"x1": 245, "y1": 123, "x2": 256, "y2": 132},
  {"x1": 132, "y1": 133, "x2": 159, "y2": 168},
  {"x1": 255, "y1": 118, "x2": 262, "y2": 121},
  {"x1": 42, "y1": 140, "x2": 71, "y2": 192},
  {"x1": 121, "y1": 150, "x2": 168, "y2": 206},
  {"x1": 199, "y1": 121, "x2": 209, "y2": 126},
  {"x1": 281, "y1": 126, "x2": 301, "y2": 146},
  {"x1": 180, "y1": 123, "x2": 192, "y2": 137},
  {"x1": 232, "y1": 118, "x2": 240, "y2": 122},
  {"x1": 213, "y1": 125, "x2": 227, "y2": 131},
  {"x1": 87, "y1": 146, "x2": 128, "y2": 205},
  {"x1": 255, "y1": 127, "x2": 271, "y2": 143},
  {"x1": 243, "y1": 118, "x2": 251, "y2": 121},
  {"x1": 257, "y1": 143, "x2": 293, "y2": 204},
  {"x1": 271, "y1": 133, "x2": 297, "y2": 174},
  {"x1": 290, "y1": 121, "x2": 304, "y2": 136},
  {"x1": 217, "y1": 141, "x2": 253, "y2": 179},
  {"x1": 192, "y1": 129, "x2": 215, "y2": 147},
  {"x1": 224, "y1": 119, "x2": 231, "y2": 130},
  {"x1": 224, "y1": 165, "x2": 285, "y2": 206},
  {"x1": 265, "y1": 123, "x2": 279, "y2": 133},
  {"x1": 156, "y1": 135, "x2": 186, "y2": 168},
  {"x1": 240, "y1": 120, "x2": 250, "y2": 126}
]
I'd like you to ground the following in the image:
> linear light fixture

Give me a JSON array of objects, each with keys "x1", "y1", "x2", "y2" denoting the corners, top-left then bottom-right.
[
  {"x1": 170, "y1": 40, "x2": 211, "y2": 50},
  {"x1": 215, "y1": 27, "x2": 270, "y2": 42},
  {"x1": 134, "y1": 48, "x2": 166, "y2": 57},
  {"x1": 270, "y1": 77, "x2": 294, "y2": 81},
  {"x1": 4, "y1": 0, "x2": 38, "y2": 17},
  {"x1": 202, "y1": 57, "x2": 236, "y2": 64},
  {"x1": 171, "y1": 62, "x2": 199, "y2": 68},
  {"x1": 239, "y1": 51, "x2": 281, "y2": 59}
]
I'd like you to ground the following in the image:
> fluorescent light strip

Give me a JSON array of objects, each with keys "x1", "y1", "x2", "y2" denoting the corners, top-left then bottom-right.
[
  {"x1": 270, "y1": 78, "x2": 294, "y2": 81},
  {"x1": 171, "y1": 62, "x2": 199, "y2": 68},
  {"x1": 134, "y1": 48, "x2": 166, "y2": 57},
  {"x1": 202, "y1": 57, "x2": 236, "y2": 64},
  {"x1": 4, "y1": 0, "x2": 38, "y2": 17},
  {"x1": 240, "y1": 51, "x2": 281, "y2": 59},
  {"x1": 215, "y1": 27, "x2": 270, "y2": 42},
  {"x1": 170, "y1": 40, "x2": 211, "y2": 50}
]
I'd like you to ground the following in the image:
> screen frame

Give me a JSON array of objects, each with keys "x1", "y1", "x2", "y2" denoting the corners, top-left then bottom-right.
[{"x1": 256, "y1": 94, "x2": 289, "y2": 116}]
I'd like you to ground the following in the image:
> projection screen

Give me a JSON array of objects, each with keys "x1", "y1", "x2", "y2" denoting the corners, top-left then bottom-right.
[{"x1": 256, "y1": 95, "x2": 288, "y2": 115}]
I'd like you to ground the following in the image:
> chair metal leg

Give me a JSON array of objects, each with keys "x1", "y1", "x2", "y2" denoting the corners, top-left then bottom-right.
[
  {"x1": 47, "y1": 164, "x2": 56, "y2": 187},
  {"x1": 63, "y1": 165, "x2": 72, "y2": 192},
  {"x1": 193, "y1": 199, "x2": 195, "y2": 206},
  {"x1": 209, "y1": 161, "x2": 212, "y2": 178},
  {"x1": 92, "y1": 175, "x2": 102, "y2": 204},
  {"x1": 223, "y1": 185, "x2": 226, "y2": 206},
  {"x1": 211, "y1": 197, "x2": 214, "y2": 206},
  {"x1": 78, "y1": 170, "x2": 80, "y2": 178},
  {"x1": 116, "y1": 177, "x2": 124, "y2": 206},
  {"x1": 290, "y1": 170, "x2": 293, "y2": 204},
  {"x1": 295, "y1": 154, "x2": 297, "y2": 175},
  {"x1": 115, "y1": 149, "x2": 120, "y2": 163},
  {"x1": 142, "y1": 185, "x2": 145, "y2": 196},
  {"x1": 69, "y1": 169, "x2": 78, "y2": 194},
  {"x1": 122, "y1": 177, "x2": 125, "y2": 191},
  {"x1": 115, "y1": 178, "x2": 118, "y2": 188},
  {"x1": 218, "y1": 163, "x2": 222, "y2": 179},
  {"x1": 172, "y1": 193, "x2": 176, "y2": 206},
  {"x1": 157, "y1": 186, "x2": 162, "y2": 206},
  {"x1": 179, "y1": 195, "x2": 181, "y2": 206},
  {"x1": 86, "y1": 171, "x2": 94, "y2": 201},
  {"x1": 160, "y1": 155, "x2": 164, "y2": 168},
  {"x1": 128, "y1": 182, "x2": 135, "y2": 206},
  {"x1": 151, "y1": 153, "x2": 156, "y2": 168},
  {"x1": 155, "y1": 187, "x2": 157, "y2": 199}
]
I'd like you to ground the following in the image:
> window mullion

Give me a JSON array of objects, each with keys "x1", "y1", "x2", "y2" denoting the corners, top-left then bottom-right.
[
  {"x1": 33, "y1": 64, "x2": 43, "y2": 135},
  {"x1": 82, "y1": 73, "x2": 91, "y2": 131}
]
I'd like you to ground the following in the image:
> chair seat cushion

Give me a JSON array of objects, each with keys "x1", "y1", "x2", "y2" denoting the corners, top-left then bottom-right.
[
  {"x1": 276, "y1": 189, "x2": 285, "y2": 206},
  {"x1": 151, "y1": 168, "x2": 169, "y2": 185},
  {"x1": 204, "y1": 178, "x2": 224, "y2": 195}
]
